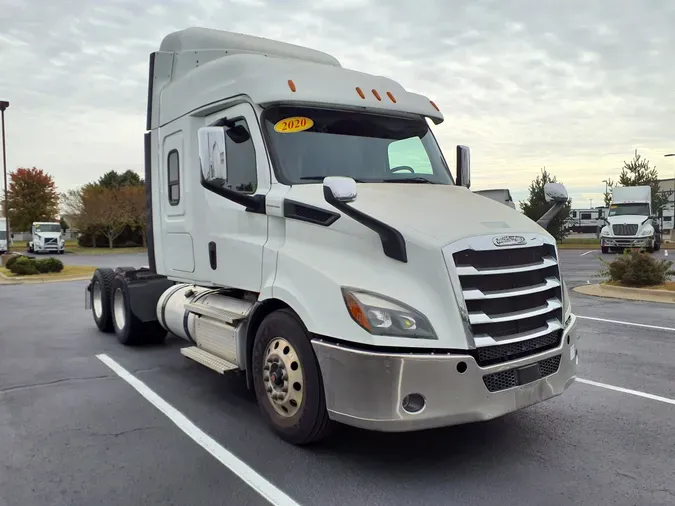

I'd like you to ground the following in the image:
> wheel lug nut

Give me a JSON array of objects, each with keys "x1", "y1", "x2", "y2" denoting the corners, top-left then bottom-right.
[
  {"x1": 266, "y1": 387, "x2": 272, "y2": 393},
  {"x1": 263, "y1": 365, "x2": 270, "y2": 371}
]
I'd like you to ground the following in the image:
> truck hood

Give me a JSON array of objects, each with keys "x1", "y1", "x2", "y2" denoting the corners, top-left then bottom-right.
[
  {"x1": 285, "y1": 183, "x2": 548, "y2": 245},
  {"x1": 605, "y1": 215, "x2": 650, "y2": 226}
]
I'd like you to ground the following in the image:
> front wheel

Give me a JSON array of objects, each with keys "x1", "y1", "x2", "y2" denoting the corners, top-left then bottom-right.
[
  {"x1": 601, "y1": 246, "x2": 609, "y2": 254},
  {"x1": 251, "y1": 309, "x2": 333, "y2": 445}
]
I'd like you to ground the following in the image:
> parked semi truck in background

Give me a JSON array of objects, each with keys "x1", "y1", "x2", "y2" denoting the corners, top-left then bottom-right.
[
  {"x1": 85, "y1": 28, "x2": 579, "y2": 445},
  {"x1": 27, "y1": 222, "x2": 65, "y2": 254},
  {"x1": 600, "y1": 185, "x2": 660, "y2": 253},
  {"x1": 0, "y1": 220, "x2": 7, "y2": 254}
]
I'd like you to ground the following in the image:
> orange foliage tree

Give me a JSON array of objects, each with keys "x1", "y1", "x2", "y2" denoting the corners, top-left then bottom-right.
[{"x1": 6, "y1": 167, "x2": 59, "y2": 232}]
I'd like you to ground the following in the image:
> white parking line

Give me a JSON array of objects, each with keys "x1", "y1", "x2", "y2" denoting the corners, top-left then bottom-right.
[
  {"x1": 580, "y1": 250, "x2": 594, "y2": 256},
  {"x1": 577, "y1": 315, "x2": 675, "y2": 332},
  {"x1": 96, "y1": 354, "x2": 301, "y2": 506},
  {"x1": 577, "y1": 378, "x2": 675, "y2": 406}
]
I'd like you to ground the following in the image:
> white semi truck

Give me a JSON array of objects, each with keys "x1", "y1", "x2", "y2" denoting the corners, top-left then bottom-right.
[
  {"x1": 27, "y1": 222, "x2": 65, "y2": 254},
  {"x1": 600, "y1": 185, "x2": 660, "y2": 253},
  {"x1": 85, "y1": 28, "x2": 579, "y2": 445},
  {"x1": 0, "y1": 220, "x2": 7, "y2": 254}
]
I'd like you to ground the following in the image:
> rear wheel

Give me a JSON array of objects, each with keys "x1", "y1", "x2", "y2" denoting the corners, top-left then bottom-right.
[
  {"x1": 111, "y1": 274, "x2": 166, "y2": 346},
  {"x1": 251, "y1": 309, "x2": 333, "y2": 445},
  {"x1": 91, "y1": 268, "x2": 116, "y2": 333}
]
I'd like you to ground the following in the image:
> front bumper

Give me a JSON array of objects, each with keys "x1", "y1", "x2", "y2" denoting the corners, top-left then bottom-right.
[
  {"x1": 34, "y1": 244, "x2": 63, "y2": 252},
  {"x1": 312, "y1": 315, "x2": 579, "y2": 432},
  {"x1": 602, "y1": 236, "x2": 652, "y2": 248}
]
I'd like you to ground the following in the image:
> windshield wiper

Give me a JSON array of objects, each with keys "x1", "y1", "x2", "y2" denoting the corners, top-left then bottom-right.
[{"x1": 382, "y1": 177, "x2": 435, "y2": 184}]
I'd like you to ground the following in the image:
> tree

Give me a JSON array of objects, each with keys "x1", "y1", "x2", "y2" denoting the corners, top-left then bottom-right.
[
  {"x1": 59, "y1": 216, "x2": 69, "y2": 232},
  {"x1": 120, "y1": 185, "x2": 147, "y2": 247},
  {"x1": 80, "y1": 185, "x2": 133, "y2": 248},
  {"x1": 6, "y1": 167, "x2": 59, "y2": 232},
  {"x1": 614, "y1": 150, "x2": 668, "y2": 213},
  {"x1": 97, "y1": 170, "x2": 143, "y2": 189},
  {"x1": 519, "y1": 168, "x2": 572, "y2": 242},
  {"x1": 603, "y1": 178, "x2": 615, "y2": 207}
]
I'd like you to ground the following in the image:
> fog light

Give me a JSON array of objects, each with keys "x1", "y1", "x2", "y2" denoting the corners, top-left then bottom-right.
[{"x1": 401, "y1": 393, "x2": 426, "y2": 414}]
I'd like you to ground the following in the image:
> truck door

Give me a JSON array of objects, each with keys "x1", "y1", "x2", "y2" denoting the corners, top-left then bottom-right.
[{"x1": 198, "y1": 102, "x2": 271, "y2": 292}]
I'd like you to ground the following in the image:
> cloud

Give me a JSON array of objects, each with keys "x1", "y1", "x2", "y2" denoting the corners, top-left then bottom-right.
[{"x1": 1, "y1": 0, "x2": 674, "y2": 207}]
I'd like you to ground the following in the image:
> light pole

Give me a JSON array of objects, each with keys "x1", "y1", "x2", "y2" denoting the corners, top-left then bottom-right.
[{"x1": 0, "y1": 100, "x2": 9, "y2": 249}]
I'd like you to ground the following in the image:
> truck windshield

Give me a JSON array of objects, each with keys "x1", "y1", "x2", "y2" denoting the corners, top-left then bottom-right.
[
  {"x1": 262, "y1": 106, "x2": 454, "y2": 185},
  {"x1": 609, "y1": 203, "x2": 650, "y2": 216},
  {"x1": 35, "y1": 224, "x2": 61, "y2": 232}
]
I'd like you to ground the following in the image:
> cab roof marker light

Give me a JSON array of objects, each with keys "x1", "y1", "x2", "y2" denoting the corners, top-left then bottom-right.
[
  {"x1": 287, "y1": 79, "x2": 297, "y2": 92},
  {"x1": 355, "y1": 87, "x2": 366, "y2": 99},
  {"x1": 372, "y1": 89, "x2": 382, "y2": 101},
  {"x1": 430, "y1": 100, "x2": 440, "y2": 112},
  {"x1": 386, "y1": 91, "x2": 397, "y2": 103}
]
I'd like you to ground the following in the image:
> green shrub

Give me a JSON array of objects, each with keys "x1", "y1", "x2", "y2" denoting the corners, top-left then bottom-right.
[
  {"x1": 7, "y1": 256, "x2": 63, "y2": 275},
  {"x1": 44, "y1": 257, "x2": 64, "y2": 273},
  {"x1": 9, "y1": 256, "x2": 39, "y2": 276},
  {"x1": 4, "y1": 254, "x2": 22, "y2": 270},
  {"x1": 35, "y1": 258, "x2": 52, "y2": 273},
  {"x1": 599, "y1": 249, "x2": 675, "y2": 287}
]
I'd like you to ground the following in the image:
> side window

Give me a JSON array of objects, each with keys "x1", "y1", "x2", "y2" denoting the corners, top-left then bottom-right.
[
  {"x1": 224, "y1": 119, "x2": 257, "y2": 194},
  {"x1": 167, "y1": 150, "x2": 180, "y2": 206},
  {"x1": 571, "y1": 211, "x2": 577, "y2": 218},
  {"x1": 387, "y1": 137, "x2": 433, "y2": 174},
  {"x1": 581, "y1": 213, "x2": 592, "y2": 220}
]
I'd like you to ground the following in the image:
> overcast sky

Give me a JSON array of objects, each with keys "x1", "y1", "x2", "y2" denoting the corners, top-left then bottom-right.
[{"x1": 1, "y1": 0, "x2": 674, "y2": 208}]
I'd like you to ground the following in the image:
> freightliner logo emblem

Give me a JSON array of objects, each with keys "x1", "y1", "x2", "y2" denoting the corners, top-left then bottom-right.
[{"x1": 493, "y1": 235, "x2": 526, "y2": 247}]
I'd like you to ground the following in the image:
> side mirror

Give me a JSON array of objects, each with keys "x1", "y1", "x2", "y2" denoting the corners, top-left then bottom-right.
[
  {"x1": 198, "y1": 127, "x2": 227, "y2": 184},
  {"x1": 456, "y1": 145, "x2": 470, "y2": 188},
  {"x1": 323, "y1": 176, "x2": 357, "y2": 203},
  {"x1": 544, "y1": 182, "x2": 568, "y2": 203}
]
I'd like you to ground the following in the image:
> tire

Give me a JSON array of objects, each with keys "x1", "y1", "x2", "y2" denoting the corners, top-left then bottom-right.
[
  {"x1": 114, "y1": 266, "x2": 136, "y2": 274},
  {"x1": 601, "y1": 246, "x2": 609, "y2": 254},
  {"x1": 251, "y1": 309, "x2": 333, "y2": 445},
  {"x1": 91, "y1": 268, "x2": 116, "y2": 333},
  {"x1": 110, "y1": 274, "x2": 166, "y2": 346}
]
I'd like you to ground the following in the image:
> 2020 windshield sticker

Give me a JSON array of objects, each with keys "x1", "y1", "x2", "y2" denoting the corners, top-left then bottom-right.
[{"x1": 273, "y1": 117, "x2": 314, "y2": 134}]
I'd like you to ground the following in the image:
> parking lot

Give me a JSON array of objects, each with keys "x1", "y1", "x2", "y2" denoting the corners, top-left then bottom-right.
[{"x1": 1, "y1": 250, "x2": 674, "y2": 506}]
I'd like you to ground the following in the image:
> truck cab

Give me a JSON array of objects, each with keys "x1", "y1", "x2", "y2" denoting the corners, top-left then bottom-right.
[
  {"x1": 28, "y1": 222, "x2": 65, "y2": 254},
  {"x1": 86, "y1": 27, "x2": 579, "y2": 445},
  {"x1": 600, "y1": 186, "x2": 660, "y2": 253}
]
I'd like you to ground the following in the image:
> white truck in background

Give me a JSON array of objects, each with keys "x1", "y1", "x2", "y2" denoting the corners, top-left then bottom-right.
[
  {"x1": 27, "y1": 222, "x2": 65, "y2": 254},
  {"x1": 474, "y1": 189, "x2": 516, "y2": 209},
  {"x1": 0, "y1": 220, "x2": 8, "y2": 254},
  {"x1": 600, "y1": 185, "x2": 660, "y2": 253},
  {"x1": 85, "y1": 27, "x2": 579, "y2": 445}
]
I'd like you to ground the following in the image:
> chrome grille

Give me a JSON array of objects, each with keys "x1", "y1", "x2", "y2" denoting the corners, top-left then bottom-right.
[
  {"x1": 612, "y1": 224, "x2": 638, "y2": 236},
  {"x1": 45, "y1": 238, "x2": 58, "y2": 244},
  {"x1": 450, "y1": 240, "x2": 564, "y2": 365}
]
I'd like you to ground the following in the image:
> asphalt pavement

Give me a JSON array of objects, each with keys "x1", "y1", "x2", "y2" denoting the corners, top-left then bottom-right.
[{"x1": 1, "y1": 252, "x2": 674, "y2": 506}]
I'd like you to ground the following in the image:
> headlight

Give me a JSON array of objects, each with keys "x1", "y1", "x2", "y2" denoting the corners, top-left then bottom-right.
[
  {"x1": 601, "y1": 227, "x2": 610, "y2": 236},
  {"x1": 640, "y1": 227, "x2": 653, "y2": 236},
  {"x1": 341, "y1": 288, "x2": 437, "y2": 339}
]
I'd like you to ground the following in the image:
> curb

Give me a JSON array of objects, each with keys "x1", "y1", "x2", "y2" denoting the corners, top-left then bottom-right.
[
  {"x1": 0, "y1": 271, "x2": 93, "y2": 285},
  {"x1": 573, "y1": 283, "x2": 675, "y2": 304}
]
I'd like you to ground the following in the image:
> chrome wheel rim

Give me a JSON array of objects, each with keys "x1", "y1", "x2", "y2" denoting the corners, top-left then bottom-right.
[
  {"x1": 113, "y1": 287, "x2": 126, "y2": 331},
  {"x1": 92, "y1": 281, "x2": 103, "y2": 319},
  {"x1": 262, "y1": 337, "x2": 304, "y2": 418}
]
